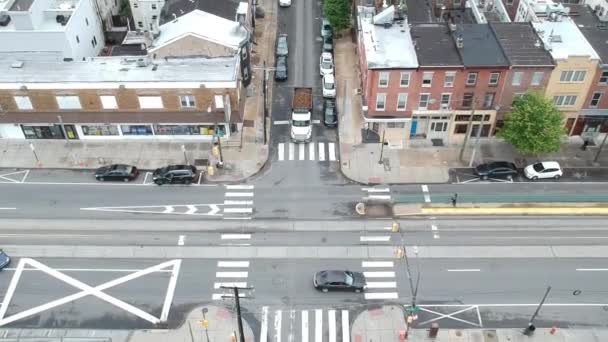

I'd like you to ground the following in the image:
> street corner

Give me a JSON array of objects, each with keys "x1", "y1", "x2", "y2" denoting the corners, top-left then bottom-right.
[{"x1": 351, "y1": 305, "x2": 406, "y2": 342}]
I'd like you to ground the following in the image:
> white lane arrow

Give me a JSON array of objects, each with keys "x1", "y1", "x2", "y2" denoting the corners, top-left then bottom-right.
[
  {"x1": 208, "y1": 204, "x2": 220, "y2": 216},
  {"x1": 185, "y1": 205, "x2": 197, "y2": 215},
  {"x1": 163, "y1": 206, "x2": 175, "y2": 214}
]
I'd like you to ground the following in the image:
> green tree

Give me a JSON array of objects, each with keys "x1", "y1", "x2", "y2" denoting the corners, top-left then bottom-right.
[
  {"x1": 497, "y1": 92, "x2": 565, "y2": 156},
  {"x1": 324, "y1": 0, "x2": 351, "y2": 32}
]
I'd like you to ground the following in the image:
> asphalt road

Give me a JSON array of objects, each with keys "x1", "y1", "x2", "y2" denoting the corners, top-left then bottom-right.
[{"x1": 1, "y1": 256, "x2": 607, "y2": 331}]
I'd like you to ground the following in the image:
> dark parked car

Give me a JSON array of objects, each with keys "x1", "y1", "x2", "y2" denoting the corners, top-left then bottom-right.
[
  {"x1": 474, "y1": 161, "x2": 518, "y2": 180},
  {"x1": 0, "y1": 250, "x2": 10, "y2": 270},
  {"x1": 95, "y1": 164, "x2": 139, "y2": 182},
  {"x1": 276, "y1": 33, "x2": 288, "y2": 56},
  {"x1": 152, "y1": 165, "x2": 197, "y2": 185},
  {"x1": 321, "y1": 18, "x2": 332, "y2": 39},
  {"x1": 323, "y1": 98, "x2": 337, "y2": 128},
  {"x1": 322, "y1": 36, "x2": 333, "y2": 53},
  {"x1": 275, "y1": 55, "x2": 288, "y2": 81},
  {"x1": 313, "y1": 270, "x2": 366, "y2": 293}
]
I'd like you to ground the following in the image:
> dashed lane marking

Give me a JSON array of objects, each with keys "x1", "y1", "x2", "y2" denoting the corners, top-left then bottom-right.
[
  {"x1": 360, "y1": 236, "x2": 391, "y2": 242},
  {"x1": 224, "y1": 192, "x2": 254, "y2": 197},
  {"x1": 215, "y1": 272, "x2": 248, "y2": 278},
  {"x1": 362, "y1": 261, "x2": 394, "y2": 268},
  {"x1": 422, "y1": 184, "x2": 431, "y2": 203},
  {"x1": 217, "y1": 261, "x2": 250, "y2": 268},
  {"x1": 221, "y1": 234, "x2": 252, "y2": 240},
  {"x1": 364, "y1": 292, "x2": 399, "y2": 300},
  {"x1": 177, "y1": 235, "x2": 185, "y2": 246}
]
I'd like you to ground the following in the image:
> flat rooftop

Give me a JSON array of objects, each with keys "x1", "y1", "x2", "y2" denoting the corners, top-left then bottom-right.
[
  {"x1": 9, "y1": 0, "x2": 34, "y2": 11},
  {"x1": 568, "y1": 4, "x2": 608, "y2": 63},
  {"x1": 358, "y1": 6, "x2": 418, "y2": 69},
  {"x1": 532, "y1": 19, "x2": 600, "y2": 60},
  {"x1": 0, "y1": 56, "x2": 239, "y2": 84},
  {"x1": 410, "y1": 23, "x2": 462, "y2": 67}
]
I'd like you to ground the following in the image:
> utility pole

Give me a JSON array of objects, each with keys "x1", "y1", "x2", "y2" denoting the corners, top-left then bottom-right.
[
  {"x1": 523, "y1": 286, "x2": 552, "y2": 336},
  {"x1": 221, "y1": 286, "x2": 253, "y2": 342},
  {"x1": 378, "y1": 129, "x2": 386, "y2": 164},
  {"x1": 594, "y1": 119, "x2": 608, "y2": 163},
  {"x1": 459, "y1": 96, "x2": 476, "y2": 163},
  {"x1": 398, "y1": 241, "x2": 421, "y2": 337},
  {"x1": 262, "y1": 61, "x2": 268, "y2": 145}
]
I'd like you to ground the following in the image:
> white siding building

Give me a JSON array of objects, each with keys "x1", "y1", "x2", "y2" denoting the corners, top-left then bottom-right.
[
  {"x1": 129, "y1": 0, "x2": 163, "y2": 33},
  {"x1": 0, "y1": 0, "x2": 104, "y2": 61}
]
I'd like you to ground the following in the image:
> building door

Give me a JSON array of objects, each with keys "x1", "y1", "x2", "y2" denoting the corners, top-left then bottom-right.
[
  {"x1": 410, "y1": 120, "x2": 418, "y2": 137},
  {"x1": 427, "y1": 116, "x2": 449, "y2": 140},
  {"x1": 64, "y1": 125, "x2": 79, "y2": 139}
]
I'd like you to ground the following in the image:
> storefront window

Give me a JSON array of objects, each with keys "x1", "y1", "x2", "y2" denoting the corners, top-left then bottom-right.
[
  {"x1": 121, "y1": 125, "x2": 153, "y2": 135},
  {"x1": 22, "y1": 125, "x2": 64, "y2": 139},
  {"x1": 81, "y1": 124, "x2": 119, "y2": 136},
  {"x1": 154, "y1": 125, "x2": 215, "y2": 136}
]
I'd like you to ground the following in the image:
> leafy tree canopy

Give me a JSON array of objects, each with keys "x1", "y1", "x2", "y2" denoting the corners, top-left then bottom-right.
[
  {"x1": 497, "y1": 92, "x2": 565, "y2": 156},
  {"x1": 324, "y1": 0, "x2": 351, "y2": 32}
]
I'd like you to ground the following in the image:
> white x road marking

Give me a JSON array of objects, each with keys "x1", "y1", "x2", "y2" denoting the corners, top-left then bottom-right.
[{"x1": 0, "y1": 258, "x2": 182, "y2": 326}]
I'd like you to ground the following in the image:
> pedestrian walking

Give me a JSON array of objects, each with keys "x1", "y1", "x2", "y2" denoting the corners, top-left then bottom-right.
[
  {"x1": 451, "y1": 193, "x2": 458, "y2": 207},
  {"x1": 582, "y1": 140, "x2": 589, "y2": 151}
]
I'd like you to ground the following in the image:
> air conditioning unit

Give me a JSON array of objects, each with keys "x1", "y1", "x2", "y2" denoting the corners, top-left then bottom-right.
[{"x1": 440, "y1": 103, "x2": 450, "y2": 110}]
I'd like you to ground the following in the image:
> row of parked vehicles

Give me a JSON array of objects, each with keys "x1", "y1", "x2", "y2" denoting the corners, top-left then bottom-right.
[
  {"x1": 94, "y1": 164, "x2": 200, "y2": 185},
  {"x1": 474, "y1": 161, "x2": 563, "y2": 180}
]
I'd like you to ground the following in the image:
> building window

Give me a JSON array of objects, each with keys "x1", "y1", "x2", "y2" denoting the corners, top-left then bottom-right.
[
  {"x1": 387, "y1": 122, "x2": 406, "y2": 128},
  {"x1": 511, "y1": 71, "x2": 523, "y2": 86},
  {"x1": 512, "y1": 93, "x2": 524, "y2": 106},
  {"x1": 531, "y1": 72, "x2": 544, "y2": 86},
  {"x1": 600, "y1": 71, "x2": 608, "y2": 84},
  {"x1": 55, "y1": 95, "x2": 81, "y2": 109},
  {"x1": 438, "y1": 93, "x2": 450, "y2": 109},
  {"x1": 76, "y1": 35, "x2": 80, "y2": 43},
  {"x1": 151, "y1": 3, "x2": 156, "y2": 8},
  {"x1": 553, "y1": 95, "x2": 577, "y2": 107},
  {"x1": 91, "y1": 36, "x2": 98, "y2": 48},
  {"x1": 138, "y1": 96, "x2": 163, "y2": 109},
  {"x1": 400, "y1": 72, "x2": 410, "y2": 87},
  {"x1": 100, "y1": 95, "x2": 117, "y2": 109},
  {"x1": 215, "y1": 95, "x2": 225, "y2": 109},
  {"x1": 422, "y1": 72, "x2": 433, "y2": 87},
  {"x1": 444, "y1": 72, "x2": 455, "y2": 87},
  {"x1": 180, "y1": 95, "x2": 196, "y2": 108},
  {"x1": 138, "y1": 21, "x2": 143, "y2": 28},
  {"x1": 396, "y1": 93, "x2": 407, "y2": 111},
  {"x1": 466, "y1": 72, "x2": 477, "y2": 86},
  {"x1": 454, "y1": 124, "x2": 468, "y2": 134},
  {"x1": 13, "y1": 96, "x2": 33, "y2": 110},
  {"x1": 378, "y1": 72, "x2": 389, "y2": 87},
  {"x1": 152, "y1": 15, "x2": 157, "y2": 19},
  {"x1": 462, "y1": 93, "x2": 474, "y2": 107},
  {"x1": 419, "y1": 94, "x2": 430, "y2": 109},
  {"x1": 376, "y1": 93, "x2": 386, "y2": 111},
  {"x1": 81, "y1": 124, "x2": 120, "y2": 136},
  {"x1": 489, "y1": 72, "x2": 500, "y2": 86},
  {"x1": 154, "y1": 124, "x2": 217, "y2": 136},
  {"x1": 560, "y1": 70, "x2": 586, "y2": 83},
  {"x1": 121, "y1": 125, "x2": 153, "y2": 135},
  {"x1": 591, "y1": 92, "x2": 602, "y2": 107},
  {"x1": 454, "y1": 0, "x2": 461, "y2": 6},
  {"x1": 483, "y1": 92, "x2": 495, "y2": 108}
]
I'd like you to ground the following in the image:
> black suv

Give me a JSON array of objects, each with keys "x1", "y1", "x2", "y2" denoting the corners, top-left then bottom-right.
[{"x1": 152, "y1": 165, "x2": 197, "y2": 185}]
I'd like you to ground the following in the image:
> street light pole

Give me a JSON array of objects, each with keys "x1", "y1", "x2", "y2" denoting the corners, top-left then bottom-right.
[
  {"x1": 459, "y1": 96, "x2": 476, "y2": 163},
  {"x1": 523, "y1": 286, "x2": 552, "y2": 336},
  {"x1": 378, "y1": 129, "x2": 386, "y2": 164},
  {"x1": 594, "y1": 119, "x2": 608, "y2": 163},
  {"x1": 221, "y1": 286, "x2": 253, "y2": 342}
]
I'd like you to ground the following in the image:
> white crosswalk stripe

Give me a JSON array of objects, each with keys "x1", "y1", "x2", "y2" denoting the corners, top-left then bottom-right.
[
  {"x1": 362, "y1": 259, "x2": 399, "y2": 300},
  {"x1": 362, "y1": 186, "x2": 391, "y2": 202},
  {"x1": 223, "y1": 185, "x2": 254, "y2": 219},
  {"x1": 258, "y1": 308, "x2": 351, "y2": 342},
  {"x1": 212, "y1": 260, "x2": 250, "y2": 300},
  {"x1": 275, "y1": 142, "x2": 338, "y2": 162}
]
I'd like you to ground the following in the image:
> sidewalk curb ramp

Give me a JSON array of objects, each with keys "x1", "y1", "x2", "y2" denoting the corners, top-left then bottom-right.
[{"x1": 394, "y1": 203, "x2": 608, "y2": 216}]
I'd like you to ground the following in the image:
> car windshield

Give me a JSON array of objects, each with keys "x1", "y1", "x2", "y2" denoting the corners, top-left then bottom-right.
[
  {"x1": 324, "y1": 82, "x2": 334, "y2": 90},
  {"x1": 532, "y1": 163, "x2": 545, "y2": 172},
  {"x1": 344, "y1": 271, "x2": 354, "y2": 286},
  {"x1": 321, "y1": 61, "x2": 332, "y2": 69},
  {"x1": 293, "y1": 120, "x2": 310, "y2": 127}
]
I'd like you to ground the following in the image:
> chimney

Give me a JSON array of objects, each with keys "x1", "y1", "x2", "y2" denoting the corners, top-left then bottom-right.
[{"x1": 456, "y1": 34, "x2": 464, "y2": 48}]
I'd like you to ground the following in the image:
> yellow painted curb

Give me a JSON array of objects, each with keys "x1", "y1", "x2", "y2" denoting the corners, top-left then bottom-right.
[{"x1": 421, "y1": 207, "x2": 608, "y2": 215}]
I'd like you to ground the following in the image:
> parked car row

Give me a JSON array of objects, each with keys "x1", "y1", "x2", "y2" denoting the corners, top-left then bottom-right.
[
  {"x1": 95, "y1": 164, "x2": 200, "y2": 185},
  {"x1": 319, "y1": 19, "x2": 337, "y2": 129},
  {"x1": 474, "y1": 161, "x2": 563, "y2": 180}
]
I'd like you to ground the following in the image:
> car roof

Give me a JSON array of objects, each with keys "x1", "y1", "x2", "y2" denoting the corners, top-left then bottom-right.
[
  {"x1": 319, "y1": 270, "x2": 346, "y2": 282},
  {"x1": 539, "y1": 161, "x2": 561, "y2": 169},
  {"x1": 489, "y1": 161, "x2": 515, "y2": 168},
  {"x1": 321, "y1": 52, "x2": 332, "y2": 59},
  {"x1": 324, "y1": 74, "x2": 335, "y2": 82}
]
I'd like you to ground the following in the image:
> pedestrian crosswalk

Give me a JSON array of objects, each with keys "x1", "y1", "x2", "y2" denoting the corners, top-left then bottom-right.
[
  {"x1": 260, "y1": 308, "x2": 350, "y2": 342},
  {"x1": 361, "y1": 187, "x2": 391, "y2": 201},
  {"x1": 212, "y1": 260, "x2": 250, "y2": 300},
  {"x1": 277, "y1": 142, "x2": 338, "y2": 162},
  {"x1": 223, "y1": 184, "x2": 254, "y2": 220},
  {"x1": 362, "y1": 260, "x2": 398, "y2": 300}
]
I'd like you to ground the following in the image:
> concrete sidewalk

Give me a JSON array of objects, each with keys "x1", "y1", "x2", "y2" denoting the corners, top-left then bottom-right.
[
  {"x1": 352, "y1": 305, "x2": 608, "y2": 342},
  {"x1": 333, "y1": 33, "x2": 608, "y2": 185}
]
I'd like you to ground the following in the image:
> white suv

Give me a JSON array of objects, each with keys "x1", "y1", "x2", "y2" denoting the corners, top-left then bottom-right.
[
  {"x1": 319, "y1": 52, "x2": 334, "y2": 76},
  {"x1": 322, "y1": 74, "x2": 336, "y2": 98}
]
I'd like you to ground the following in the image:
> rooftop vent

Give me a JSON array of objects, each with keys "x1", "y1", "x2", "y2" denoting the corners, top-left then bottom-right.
[{"x1": 10, "y1": 61, "x2": 23, "y2": 68}]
